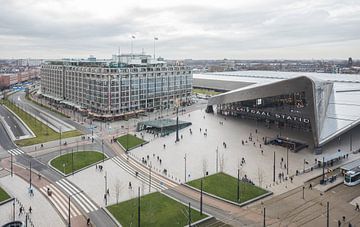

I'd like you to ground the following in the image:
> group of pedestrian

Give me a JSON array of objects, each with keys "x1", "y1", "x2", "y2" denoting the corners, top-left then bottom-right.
[
  {"x1": 95, "y1": 164, "x2": 104, "y2": 172},
  {"x1": 18, "y1": 205, "x2": 32, "y2": 216}
]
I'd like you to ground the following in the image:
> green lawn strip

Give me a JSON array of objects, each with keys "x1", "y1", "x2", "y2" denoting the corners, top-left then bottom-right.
[
  {"x1": 25, "y1": 94, "x2": 70, "y2": 118},
  {"x1": 187, "y1": 172, "x2": 267, "y2": 203},
  {"x1": 2, "y1": 99, "x2": 82, "y2": 146},
  {"x1": 0, "y1": 186, "x2": 11, "y2": 202},
  {"x1": 192, "y1": 88, "x2": 222, "y2": 96},
  {"x1": 117, "y1": 134, "x2": 146, "y2": 150},
  {"x1": 107, "y1": 192, "x2": 207, "y2": 227},
  {"x1": 50, "y1": 151, "x2": 106, "y2": 174}
]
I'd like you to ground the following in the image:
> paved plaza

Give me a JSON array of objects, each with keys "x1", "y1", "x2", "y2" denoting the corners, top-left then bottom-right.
[
  {"x1": 129, "y1": 109, "x2": 360, "y2": 195},
  {"x1": 66, "y1": 158, "x2": 157, "y2": 207},
  {"x1": 0, "y1": 175, "x2": 63, "y2": 227}
]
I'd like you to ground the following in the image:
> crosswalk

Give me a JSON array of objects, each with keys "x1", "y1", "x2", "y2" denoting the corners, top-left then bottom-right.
[
  {"x1": 56, "y1": 179, "x2": 98, "y2": 214},
  {"x1": 112, "y1": 154, "x2": 179, "y2": 191},
  {"x1": 40, "y1": 184, "x2": 81, "y2": 220},
  {"x1": 7, "y1": 148, "x2": 24, "y2": 156}
]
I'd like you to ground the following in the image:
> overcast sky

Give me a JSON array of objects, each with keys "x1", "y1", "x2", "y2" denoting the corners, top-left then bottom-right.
[{"x1": 1, "y1": 0, "x2": 360, "y2": 59}]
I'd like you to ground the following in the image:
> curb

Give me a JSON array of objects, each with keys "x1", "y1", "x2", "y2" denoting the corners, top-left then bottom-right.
[
  {"x1": 47, "y1": 151, "x2": 110, "y2": 177},
  {"x1": 0, "y1": 197, "x2": 15, "y2": 206},
  {"x1": 102, "y1": 207, "x2": 122, "y2": 227},
  {"x1": 0, "y1": 116, "x2": 16, "y2": 141},
  {"x1": 160, "y1": 191, "x2": 213, "y2": 226},
  {"x1": 3, "y1": 104, "x2": 36, "y2": 138},
  {"x1": 183, "y1": 182, "x2": 272, "y2": 207}
]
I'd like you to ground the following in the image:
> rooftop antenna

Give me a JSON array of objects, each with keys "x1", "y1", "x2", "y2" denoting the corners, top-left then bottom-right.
[{"x1": 118, "y1": 47, "x2": 121, "y2": 65}]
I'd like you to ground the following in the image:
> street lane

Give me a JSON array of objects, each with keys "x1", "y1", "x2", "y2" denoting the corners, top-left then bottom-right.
[{"x1": 0, "y1": 105, "x2": 31, "y2": 138}]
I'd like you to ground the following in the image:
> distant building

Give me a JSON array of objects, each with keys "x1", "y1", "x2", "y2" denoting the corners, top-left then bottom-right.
[
  {"x1": 40, "y1": 54, "x2": 193, "y2": 120},
  {"x1": 0, "y1": 68, "x2": 40, "y2": 90},
  {"x1": 348, "y1": 57, "x2": 353, "y2": 67}
]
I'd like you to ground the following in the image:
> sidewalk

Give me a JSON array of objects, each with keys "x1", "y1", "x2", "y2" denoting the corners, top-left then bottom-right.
[
  {"x1": 0, "y1": 158, "x2": 89, "y2": 227},
  {"x1": 21, "y1": 135, "x2": 90, "y2": 153}
]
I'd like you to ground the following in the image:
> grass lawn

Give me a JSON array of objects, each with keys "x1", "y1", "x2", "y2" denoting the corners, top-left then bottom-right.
[
  {"x1": 107, "y1": 192, "x2": 207, "y2": 227},
  {"x1": 0, "y1": 186, "x2": 10, "y2": 202},
  {"x1": 187, "y1": 172, "x2": 267, "y2": 203},
  {"x1": 50, "y1": 151, "x2": 105, "y2": 174},
  {"x1": 1, "y1": 99, "x2": 82, "y2": 147},
  {"x1": 117, "y1": 134, "x2": 146, "y2": 150},
  {"x1": 193, "y1": 88, "x2": 222, "y2": 96}
]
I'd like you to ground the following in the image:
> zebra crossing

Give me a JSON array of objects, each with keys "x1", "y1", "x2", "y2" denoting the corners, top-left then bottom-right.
[
  {"x1": 7, "y1": 148, "x2": 24, "y2": 156},
  {"x1": 56, "y1": 179, "x2": 98, "y2": 214},
  {"x1": 40, "y1": 184, "x2": 81, "y2": 220},
  {"x1": 112, "y1": 155, "x2": 179, "y2": 191}
]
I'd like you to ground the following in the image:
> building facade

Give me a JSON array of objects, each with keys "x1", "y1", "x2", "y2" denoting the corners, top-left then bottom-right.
[{"x1": 40, "y1": 55, "x2": 193, "y2": 119}]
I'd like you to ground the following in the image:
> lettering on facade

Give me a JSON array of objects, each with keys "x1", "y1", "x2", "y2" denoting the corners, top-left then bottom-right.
[{"x1": 238, "y1": 107, "x2": 310, "y2": 124}]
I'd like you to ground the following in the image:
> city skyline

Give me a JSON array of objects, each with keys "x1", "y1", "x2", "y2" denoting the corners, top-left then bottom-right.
[{"x1": 0, "y1": 0, "x2": 360, "y2": 59}]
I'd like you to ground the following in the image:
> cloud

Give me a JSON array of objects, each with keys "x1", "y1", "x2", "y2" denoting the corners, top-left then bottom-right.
[{"x1": 0, "y1": 0, "x2": 359, "y2": 59}]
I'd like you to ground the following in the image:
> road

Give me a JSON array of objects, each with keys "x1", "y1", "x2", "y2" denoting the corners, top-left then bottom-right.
[
  {"x1": 9, "y1": 92, "x2": 75, "y2": 133},
  {"x1": 0, "y1": 105, "x2": 31, "y2": 138}
]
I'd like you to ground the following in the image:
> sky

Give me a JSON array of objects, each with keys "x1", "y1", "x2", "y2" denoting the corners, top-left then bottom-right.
[{"x1": 1, "y1": 0, "x2": 360, "y2": 60}]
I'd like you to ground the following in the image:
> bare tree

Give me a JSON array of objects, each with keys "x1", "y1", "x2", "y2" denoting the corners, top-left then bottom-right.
[
  {"x1": 257, "y1": 168, "x2": 264, "y2": 187},
  {"x1": 202, "y1": 158, "x2": 208, "y2": 177},
  {"x1": 114, "y1": 179, "x2": 124, "y2": 204},
  {"x1": 219, "y1": 154, "x2": 225, "y2": 172}
]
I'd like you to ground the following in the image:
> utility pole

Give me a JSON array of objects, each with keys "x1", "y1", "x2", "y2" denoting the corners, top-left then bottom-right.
[
  {"x1": 59, "y1": 126, "x2": 62, "y2": 156},
  {"x1": 302, "y1": 186, "x2": 305, "y2": 199},
  {"x1": 71, "y1": 149, "x2": 74, "y2": 176},
  {"x1": 104, "y1": 171, "x2": 107, "y2": 205},
  {"x1": 237, "y1": 168, "x2": 240, "y2": 202},
  {"x1": 216, "y1": 147, "x2": 219, "y2": 173},
  {"x1": 29, "y1": 161, "x2": 32, "y2": 189},
  {"x1": 188, "y1": 202, "x2": 191, "y2": 227},
  {"x1": 263, "y1": 207, "x2": 266, "y2": 227},
  {"x1": 326, "y1": 201, "x2": 329, "y2": 227},
  {"x1": 102, "y1": 139, "x2": 104, "y2": 163},
  {"x1": 286, "y1": 146, "x2": 289, "y2": 175},
  {"x1": 149, "y1": 164, "x2": 152, "y2": 193},
  {"x1": 11, "y1": 152, "x2": 13, "y2": 177},
  {"x1": 68, "y1": 196, "x2": 71, "y2": 227},
  {"x1": 322, "y1": 157, "x2": 325, "y2": 183},
  {"x1": 13, "y1": 199, "x2": 15, "y2": 221},
  {"x1": 138, "y1": 187, "x2": 141, "y2": 227},
  {"x1": 200, "y1": 178, "x2": 203, "y2": 215},
  {"x1": 184, "y1": 154, "x2": 187, "y2": 183},
  {"x1": 273, "y1": 151, "x2": 275, "y2": 182}
]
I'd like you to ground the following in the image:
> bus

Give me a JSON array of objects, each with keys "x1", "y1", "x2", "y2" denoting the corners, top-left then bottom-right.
[{"x1": 344, "y1": 166, "x2": 360, "y2": 186}]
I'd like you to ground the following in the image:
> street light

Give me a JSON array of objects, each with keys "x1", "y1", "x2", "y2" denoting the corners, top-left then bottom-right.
[
  {"x1": 175, "y1": 98, "x2": 180, "y2": 142},
  {"x1": 68, "y1": 190, "x2": 83, "y2": 227},
  {"x1": 184, "y1": 154, "x2": 187, "y2": 183}
]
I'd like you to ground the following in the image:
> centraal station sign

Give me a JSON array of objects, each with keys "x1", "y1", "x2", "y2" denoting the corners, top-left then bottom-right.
[{"x1": 238, "y1": 107, "x2": 310, "y2": 124}]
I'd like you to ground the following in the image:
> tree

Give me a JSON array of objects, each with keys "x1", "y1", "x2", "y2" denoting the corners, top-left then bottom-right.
[
  {"x1": 114, "y1": 179, "x2": 124, "y2": 204},
  {"x1": 257, "y1": 168, "x2": 264, "y2": 187},
  {"x1": 219, "y1": 154, "x2": 225, "y2": 172},
  {"x1": 202, "y1": 158, "x2": 208, "y2": 177}
]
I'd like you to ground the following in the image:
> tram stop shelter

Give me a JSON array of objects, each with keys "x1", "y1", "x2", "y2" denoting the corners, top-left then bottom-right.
[
  {"x1": 317, "y1": 151, "x2": 348, "y2": 167},
  {"x1": 136, "y1": 119, "x2": 192, "y2": 136}
]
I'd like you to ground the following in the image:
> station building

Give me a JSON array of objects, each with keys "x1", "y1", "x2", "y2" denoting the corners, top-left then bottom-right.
[{"x1": 196, "y1": 71, "x2": 360, "y2": 152}]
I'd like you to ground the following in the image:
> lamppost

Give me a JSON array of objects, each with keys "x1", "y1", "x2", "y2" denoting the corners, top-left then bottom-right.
[
  {"x1": 104, "y1": 171, "x2": 108, "y2": 205},
  {"x1": 68, "y1": 190, "x2": 83, "y2": 227},
  {"x1": 59, "y1": 126, "x2": 62, "y2": 156},
  {"x1": 216, "y1": 147, "x2": 219, "y2": 173},
  {"x1": 102, "y1": 139, "x2": 104, "y2": 163},
  {"x1": 153, "y1": 37, "x2": 158, "y2": 59},
  {"x1": 184, "y1": 154, "x2": 187, "y2": 183},
  {"x1": 175, "y1": 98, "x2": 180, "y2": 142}
]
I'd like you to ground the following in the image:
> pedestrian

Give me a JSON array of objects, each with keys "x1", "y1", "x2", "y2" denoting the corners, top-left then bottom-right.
[
  {"x1": 29, "y1": 206, "x2": 32, "y2": 213},
  {"x1": 107, "y1": 188, "x2": 109, "y2": 195},
  {"x1": 355, "y1": 203, "x2": 360, "y2": 211},
  {"x1": 261, "y1": 150, "x2": 264, "y2": 155},
  {"x1": 163, "y1": 144, "x2": 166, "y2": 149},
  {"x1": 19, "y1": 206, "x2": 23, "y2": 216},
  {"x1": 338, "y1": 220, "x2": 341, "y2": 227},
  {"x1": 309, "y1": 183, "x2": 312, "y2": 190},
  {"x1": 343, "y1": 216, "x2": 346, "y2": 222},
  {"x1": 95, "y1": 164, "x2": 98, "y2": 170},
  {"x1": 87, "y1": 218, "x2": 91, "y2": 225}
]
